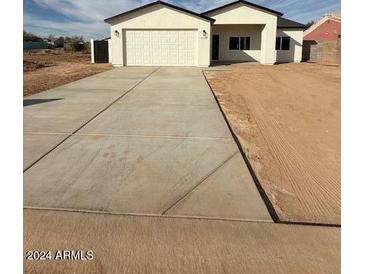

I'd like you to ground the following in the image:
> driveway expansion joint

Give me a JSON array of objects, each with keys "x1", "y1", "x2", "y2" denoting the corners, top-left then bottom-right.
[
  {"x1": 161, "y1": 151, "x2": 239, "y2": 215},
  {"x1": 24, "y1": 132, "x2": 72, "y2": 136},
  {"x1": 23, "y1": 207, "x2": 274, "y2": 224},
  {"x1": 72, "y1": 132, "x2": 232, "y2": 140}
]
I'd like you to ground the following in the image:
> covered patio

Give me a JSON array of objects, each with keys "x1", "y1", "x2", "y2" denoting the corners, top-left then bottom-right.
[{"x1": 211, "y1": 24, "x2": 265, "y2": 63}]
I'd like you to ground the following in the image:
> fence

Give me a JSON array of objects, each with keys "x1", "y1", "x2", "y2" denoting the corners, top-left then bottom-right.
[
  {"x1": 91, "y1": 39, "x2": 110, "y2": 63},
  {"x1": 302, "y1": 39, "x2": 341, "y2": 64},
  {"x1": 23, "y1": 41, "x2": 49, "y2": 50}
]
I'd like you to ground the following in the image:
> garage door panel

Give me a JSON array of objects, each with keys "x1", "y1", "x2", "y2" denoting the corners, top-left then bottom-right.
[{"x1": 125, "y1": 30, "x2": 197, "y2": 66}]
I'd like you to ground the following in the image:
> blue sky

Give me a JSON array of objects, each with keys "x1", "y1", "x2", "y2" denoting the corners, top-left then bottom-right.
[{"x1": 24, "y1": 0, "x2": 341, "y2": 40}]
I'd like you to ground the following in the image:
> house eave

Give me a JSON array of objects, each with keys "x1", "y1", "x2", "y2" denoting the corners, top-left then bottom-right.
[
  {"x1": 104, "y1": 0, "x2": 215, "y2": 24},
  {"x1": 277, "y1": 27, "x2": 306, "y2": 30},
  {"x1": 202, "y1": 0, "x2": 284, "y2": 17}
]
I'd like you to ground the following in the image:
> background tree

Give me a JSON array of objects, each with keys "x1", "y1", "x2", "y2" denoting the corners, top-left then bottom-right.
[
  {"x1": 65, "y1": 36, "x2": 84, "y2": 43},
  {"x1": 23, "y1": 31, "x2": 43, "y2": 42},
  {"x1": 305, "y1": 20, "x2": 315, "y2": 28}
]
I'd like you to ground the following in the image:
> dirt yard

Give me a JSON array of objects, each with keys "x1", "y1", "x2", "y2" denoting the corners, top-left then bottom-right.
[
  {"x1": 205, "y1": 63, "x2": 340, "y2": 225},
  {"x1": 23, "y1": 50, "x2": 112, "y2": 96}
]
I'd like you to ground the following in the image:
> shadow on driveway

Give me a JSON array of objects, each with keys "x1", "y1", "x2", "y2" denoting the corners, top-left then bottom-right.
[{"x1": 23, "y1": 98, "x2": 63, "y2": 107}]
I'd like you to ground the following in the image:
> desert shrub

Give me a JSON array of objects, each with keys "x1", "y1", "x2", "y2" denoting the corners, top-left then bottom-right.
[
  {"x1": 23, "y1": 60, "x2": 53, "y2": 72},
  {"x1": 64, "y1": 42, "x2": 86, "y2": 52},
  {"x1": 82, "y1": 42, "x2": 91, "y2": 54},
  {"x1": 64, "y1": 36, "x2": 86, "y2": 52}
]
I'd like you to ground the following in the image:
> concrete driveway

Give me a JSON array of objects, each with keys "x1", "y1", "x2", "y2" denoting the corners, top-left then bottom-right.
[{"x1": 24, "y1": 67, "x2": 271, "y2": 221}]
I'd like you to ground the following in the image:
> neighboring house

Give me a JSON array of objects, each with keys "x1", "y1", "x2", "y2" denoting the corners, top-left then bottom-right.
[
  {"x1": 104, "y1": 0, "x2": 306, "y2": 67},
  {"x1": 304, "y1": 14, "x2": 341, "y2": 41}
]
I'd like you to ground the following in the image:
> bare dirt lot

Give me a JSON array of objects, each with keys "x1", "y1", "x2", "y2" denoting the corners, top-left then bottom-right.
[
  {"x1": 23, "y1": 50, "x2": 112, "y2": 96},
  {"x1": 205, "y1": 63, "x2": 340, "y2": 225}
]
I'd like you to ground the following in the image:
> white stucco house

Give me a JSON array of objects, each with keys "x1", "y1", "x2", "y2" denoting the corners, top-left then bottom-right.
[{"x1": 104, "y1": 0, "x2": 306, "y2": 67}]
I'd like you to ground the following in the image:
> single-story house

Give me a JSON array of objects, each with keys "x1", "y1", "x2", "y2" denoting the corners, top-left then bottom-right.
[{"x1": 104, "y1": 0, "x2": 306, "y2": 67}]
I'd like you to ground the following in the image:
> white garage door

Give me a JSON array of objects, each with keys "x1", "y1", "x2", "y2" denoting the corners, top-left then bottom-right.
[{"x1": 125, "y1": 30, "x2": 197, "y2": 66}]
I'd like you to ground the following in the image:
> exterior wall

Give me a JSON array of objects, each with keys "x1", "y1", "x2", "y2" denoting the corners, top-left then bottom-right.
[
  {"x1": 206, "y1": 2, "x2": 277, "y2": 64},
  {"x1": 212, "y1": 24, "x2": 263, "y2": 62},
  {"x1": 276, "y1": 29, "x2": 303, "y2": 63},
  {"x1": 304, "y1": 18, "x2": 341, "y2": 41},
  {"x1": 260, "y1": 22, "x2": 277, "y2": 64},
  {"x1": 110, "y1": 28, "x2": 122, "y2": 65},
  {"x1": 108, "y1": 5, "x2": 211, "y2": 67}
]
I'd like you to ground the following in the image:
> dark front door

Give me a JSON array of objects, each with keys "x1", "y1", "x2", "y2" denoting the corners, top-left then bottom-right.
[
  {"x1": 212, "y1": 35, "x2": 219, "y2": 60},
  {"x1": 94, "y1": 40, "x2": 109, "y2": 63}
]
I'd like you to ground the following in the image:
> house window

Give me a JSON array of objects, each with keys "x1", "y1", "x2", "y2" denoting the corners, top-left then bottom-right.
[
  {"x1": 229, "y1": 37, "x2": 251, "y2": 50},
  {"x1": 276, "y1": 37, "x2": 290, "y2": 50},
  {"x1": 229, "y1": 37, "x2": 239, "y2": 50},
  {"x1": 282, "y1": 37, "x2": 290, "y2": 50},
  {"x1": 240, "y1": 37, "x2": 251, "y2": 50}
]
